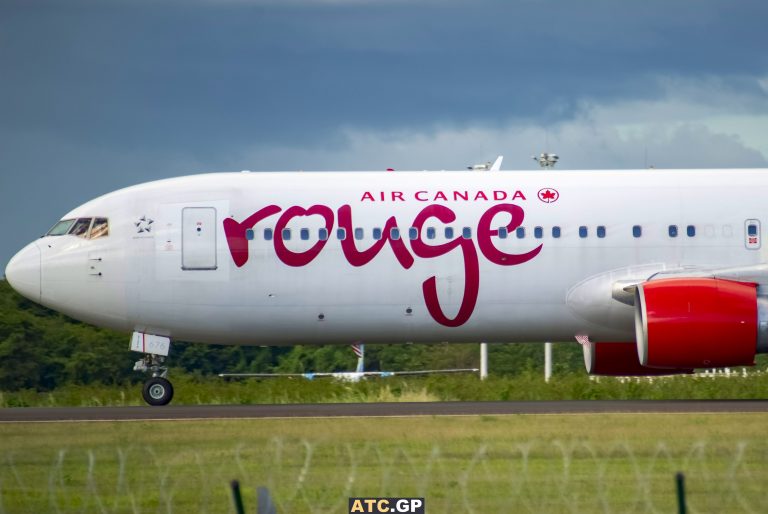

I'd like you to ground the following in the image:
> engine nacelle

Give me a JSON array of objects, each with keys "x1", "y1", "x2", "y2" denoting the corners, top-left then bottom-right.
[
  {"x1": 634, "y1": 278, "x2": 767, "y2": 369},
  {"x1": 583, "y1": 341, "x2": 692, "y2": 376}
]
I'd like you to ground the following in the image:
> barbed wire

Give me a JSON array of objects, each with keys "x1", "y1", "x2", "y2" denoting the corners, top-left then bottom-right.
[{"x1": 1, "y1": 438, "x2": 766, "y2": 513}]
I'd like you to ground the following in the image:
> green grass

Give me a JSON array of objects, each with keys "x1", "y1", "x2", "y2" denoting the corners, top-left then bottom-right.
[
  {"x1": 1, "y1": 413, "x2": 767, "y2": 513},
  {"x1": 3, "y1": 371, "x2": 768, "y2": 407}
]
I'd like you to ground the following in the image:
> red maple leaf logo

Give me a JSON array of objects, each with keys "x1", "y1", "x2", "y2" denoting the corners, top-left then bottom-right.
[{"x1": 537, "y1": 188, "x2": 559, "y2": 203}]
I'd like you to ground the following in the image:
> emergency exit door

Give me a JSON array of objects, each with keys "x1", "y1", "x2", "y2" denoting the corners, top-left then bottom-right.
[{"x1": 182, "y1": 207, "x2": 218, "y2": 270}]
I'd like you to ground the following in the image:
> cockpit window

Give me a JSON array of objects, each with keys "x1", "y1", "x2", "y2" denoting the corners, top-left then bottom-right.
[
  {"x1": 90, "y1": 218, "x2": 109, "y2": 239},
  {"x1": 69, "y1": 218, "x2": 93, "y2": 237},
  {"x1": 46, "y1": 217, "x2": 110, "y2": 238},
  {"x1": 46, "y1": 219, "x2": 75, "y2": 236}
]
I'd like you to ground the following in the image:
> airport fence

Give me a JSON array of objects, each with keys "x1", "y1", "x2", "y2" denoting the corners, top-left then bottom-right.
[{"x1": 0, "y1": 437, "x2": 764, "y2": 513}]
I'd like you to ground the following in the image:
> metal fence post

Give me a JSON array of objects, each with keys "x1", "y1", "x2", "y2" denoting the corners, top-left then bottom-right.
[
  {"x1": 231, "y1": 480, "x2": 245, "y2": 514},
  {"x1": 258, "y1": 486, "x2": 277, "y2": 514},
  {"x1": 675, "y1": 472, "x2": 686, "y2": 514}
]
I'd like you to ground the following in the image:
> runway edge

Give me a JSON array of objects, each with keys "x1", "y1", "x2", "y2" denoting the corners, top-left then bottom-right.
[{"x1": 2, "y1": 400, "x2": 768, "y2": 422}]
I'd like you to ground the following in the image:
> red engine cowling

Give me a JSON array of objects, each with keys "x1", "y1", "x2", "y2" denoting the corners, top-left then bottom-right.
[
  {"x1": 583, "y1": 341, "x2": 692, "y2": 376},
  {"x1": 634, "y1": 278, "x2": 760, "y2": 369}
]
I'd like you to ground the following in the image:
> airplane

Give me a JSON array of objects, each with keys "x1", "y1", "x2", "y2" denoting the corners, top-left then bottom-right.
[
  {"x1": 218, "y1": 343, "x2": 479, "y2": 382},
  {"x1": 467, "y1": 155, "x2": 504, "y2": 172},
  {"x1": 5, "y1": 167, "x2": 768, "y2": 405}
]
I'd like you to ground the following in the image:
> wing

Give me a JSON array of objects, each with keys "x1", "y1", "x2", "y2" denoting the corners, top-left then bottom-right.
[
  {"x1": 218, "y1": 372, "x2": 337, "y2": 380},
  {"x1": 219, "y1": 368, "x2": 479, "y2": 379},
  {"x1": 359, "y1": 368, "x2": 479, "y2": 377}
]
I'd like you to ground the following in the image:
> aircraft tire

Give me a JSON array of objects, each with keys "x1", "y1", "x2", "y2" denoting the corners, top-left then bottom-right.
[{"x1": 142, "y1": 377, "x2": 174, "y2": 406}]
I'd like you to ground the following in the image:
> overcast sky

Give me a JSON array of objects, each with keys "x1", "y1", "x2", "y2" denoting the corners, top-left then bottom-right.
[{"x1": 2, "y1": 0, "x2": 768, "y2": 269}]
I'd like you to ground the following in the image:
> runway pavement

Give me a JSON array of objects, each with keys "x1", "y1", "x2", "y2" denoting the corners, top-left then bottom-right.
[{"x1": 2, "y1": 400, "x2": 768, "y2": 422}]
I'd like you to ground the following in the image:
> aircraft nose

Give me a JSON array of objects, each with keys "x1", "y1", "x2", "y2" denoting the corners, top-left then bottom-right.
[{"x1": 5, "y1": 242, "x2": 41, "y2": 303}]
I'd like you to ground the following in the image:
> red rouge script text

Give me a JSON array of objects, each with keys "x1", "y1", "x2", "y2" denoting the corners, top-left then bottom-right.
[{"x1": 223, "y1": 203, "x2": 542, "y2": 327}]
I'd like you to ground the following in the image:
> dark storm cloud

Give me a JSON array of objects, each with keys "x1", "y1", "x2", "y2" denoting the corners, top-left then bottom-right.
[
  {"x1": 3, "y1": 0, "x2": 768, "y2": 150},
  {"x1": 1, "y1": 0, "x2": 768, "y2": 267}
]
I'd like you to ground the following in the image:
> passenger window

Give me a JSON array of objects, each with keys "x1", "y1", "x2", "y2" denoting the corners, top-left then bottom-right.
[
  {"x1": 47, "y1": 219, "x2": 75, "y2": 236},
  {"x1": 462, "y1": 227, "x2": 472, "y2": 239},
  {"x1": 516, "y1": 227, "x2": 525, "y2": 239},
  {"x1": 318, "y1": 228, "x2": 328, "y2": 241},
  {"x1": 686, "y1": 225, "x2": 696, "y2": 237},
  {"x1": 90, "y1": 218, "x2": 109, "y2": 239},
  {"x1": 632, "y1": 225, "x2": 642, "y2": 238},
  {"x1": 246, "y1": 229, "x2": 255, "y2": 241},
  {"x1": 390, "y1": 227, "x2": 401, "y2": 240},
  {"x1": 354, "y1": 228, "x2": 364, "y2": 240},
  {"x1": 534, "y1": 226, "x2": 543, "y2": 239},
  {"x1": 498, "y1": 227, "x2": 508, "y2": 239},
  {"x1": 445, "y1": 227, "x2": 454, "y2": 239},
  {"x1": 69, "y1": 218, "x2": 92, "y2": 238},
  {"x1": 373, "y1": 228, "x2": 382, "y2": 240},
  {"x1": 552, "y1": 226, "x2": 561, "y2": 238},
  {"x1": 264, "y1": 228, "x2": 273, "y2": 241},
  {"x1": 426, "y1": 227, "x2": 436, "y2": 240},
  {"x1": 409, "y1": 227, "x2": 418, "y2": 240},
  {"x1": 579, "y1": 226, "x2": 588, "y2": 238},
  {"x1": 282, "y1": 228, "x2": 291, "y2": 240},
  {"x1": 300, "y1": 228, "x2": 310, "y2": 241},
  {"x1": 337, "y1": 228, "x2": 346, "y2": 240},
  {"x1": 597, "y1": 226, "x2": 606, "y2": 238},
  {"x1": 668, "y1": 225, "x2": 678, "y2": 238}
]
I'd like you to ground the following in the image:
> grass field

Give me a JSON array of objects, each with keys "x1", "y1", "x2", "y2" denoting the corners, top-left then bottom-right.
[
  {"x1": 4, "y1": 371, "x2": 768, "y2": 407},
  {"x1": 1, "y1": 413, "x2": 767, "y2": 513}
]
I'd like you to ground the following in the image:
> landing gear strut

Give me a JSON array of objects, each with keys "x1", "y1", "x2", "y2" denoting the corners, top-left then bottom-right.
[
  {"x1": 130, "y1": 332, "x2": 174, "y2": 406},
  {"x1": 134, "y1": 354, "x2": 174, "y2": 406}
]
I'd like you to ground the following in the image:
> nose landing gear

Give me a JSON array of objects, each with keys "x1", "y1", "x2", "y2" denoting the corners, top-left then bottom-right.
[
  {"x1": 130, "y1": 332, "x2": 174, "y2": 406},
  {"x1": 134, "y1": 354, "x2": 174, "y2": 406}
]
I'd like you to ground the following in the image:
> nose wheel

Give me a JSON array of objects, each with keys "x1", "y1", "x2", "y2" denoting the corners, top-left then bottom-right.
[
  {"x1": 133, "y1": 349, "x2": 174, "y2": 406},
  {"x1": 142, "y1": 377, "x2": 174, "y2": 406}
]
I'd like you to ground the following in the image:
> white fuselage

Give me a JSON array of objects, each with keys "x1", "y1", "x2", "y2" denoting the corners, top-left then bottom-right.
[{"x1": 6, "y1": 169, "x2": 767, "y2": 346}]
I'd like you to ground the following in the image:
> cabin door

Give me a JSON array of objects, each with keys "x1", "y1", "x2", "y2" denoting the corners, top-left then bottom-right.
[{"x1": 182, "y1": 207, "x2": 218, "y2": 270}]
